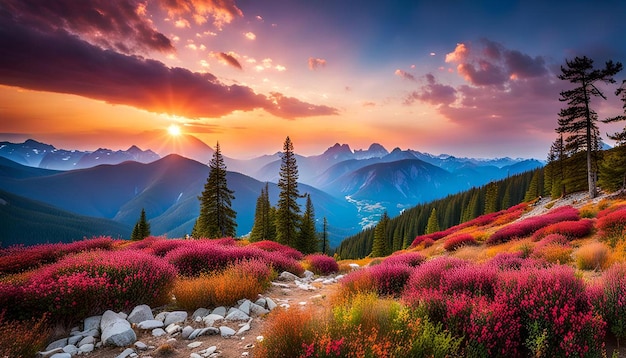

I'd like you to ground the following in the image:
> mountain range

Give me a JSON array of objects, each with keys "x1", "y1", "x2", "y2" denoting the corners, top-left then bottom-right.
[{"x1": 0, "y1": 138, "x2": 542, "y2": 247}]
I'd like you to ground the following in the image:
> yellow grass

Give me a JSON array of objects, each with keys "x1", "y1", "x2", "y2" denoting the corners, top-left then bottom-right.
[{"x1": 575, "y1": 241, "x2": 613, "y2": 270}]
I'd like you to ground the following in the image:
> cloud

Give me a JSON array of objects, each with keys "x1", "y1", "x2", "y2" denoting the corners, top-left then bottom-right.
[
  {"x1": 156, "y1": 0, "x2": 243, "y2": 30},
  {"x1": 0, "y1": 17, "x2": 337, "y2": 120},
  {"x1": 394, "y1": 69, "x2": 416, "y2": 81},
  {"x1": 3, "y1": 0, "x2": 174, "y2": 54},
  {"x1": 308, "y1": 57, "x2": 327, "y2": 70},
  {"x1": 405, "y1": 74, "x2": 457, "y2": 106},
  {"x1": 244, "y1": 32, "x2": 256, "y2": 40},
  {"x1": 213, "y1": 52, "x2": 243, "y2": 70}
]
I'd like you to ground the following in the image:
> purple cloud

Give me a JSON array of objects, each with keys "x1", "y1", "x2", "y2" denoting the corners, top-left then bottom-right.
[
  {"x1": 394, "y1": 69, "x2": 416, "y2": 81},
  {"x1": 405, "y1": 74, "x2": 457, "y2": 106},
  {"x1": 308, "y1": 57, "x2": 327, "y2": 70},
  {"x1": 217, "y1": 52, "x2": 243, "y2": 70}
]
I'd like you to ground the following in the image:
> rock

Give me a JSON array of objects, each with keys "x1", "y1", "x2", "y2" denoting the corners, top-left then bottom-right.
[
  {"x1": 188, "y1": 341, "x2": 203, "y2": 349},
  {"x1": 100, "y1": 310, "x2": 137, "y2": 347},
  {"x1": 203, "y1": 313, "x2": 224, "y2": 327},
  {"x1": 295, "y1": 281, "x2": 316, "y2": 290},
  {"x1": 50, "y1": 353, "x2": 71, "y2": 358},
  {"x1": 200, "y1": 346, "x2": 217, "y2": 355},
  {"x1": 78, "y1": 335, "x2": 95, "y2": 347},
  {"x1": 322, "y1": 279, "x2": 335, "y2": 285},
  {"x1": 190, "y1": 354, "x2": 203, "y2": 358},
  {"x1": 238, "y1": 300, "x2": 252, "y2": 315},
  {"x1": 78, "y1": 344, "x2": 94, "y2": 353},
  {"x1": 67, "y1": 335, "x2": 82, "y2": 346},
  {"x1": 303, "y1": 270, "x2": 315, "y2": 279},
  {"x1": 155, "y1": 311, "x2": 168, "y2": 322},
  {"x1": 192, "y1": 308, "x2": 210, "y2": 319},
  {"x1": 117, "y1": 312, "x2": 128, "y2": 320},
  {"x1": 348, "y1": 263, "x2": 360, "y2": 270},
  {"x1": 279, "y1": 271, "x2": 299, "y2": 281},
  {"x1": 165, "y1": 324, "x2": 182, "y2": 334},
  {"x1": 82, "y1": 328, "x2": 100, "y2": 338},
  {"x1": 127, "y1": 304, "x2": 154, "y2": 324},
  {"x1": 271, "y1": 282, "x2": 290, "y2": 288},
  {"x1": 182, "y1": 325, "x2": 194, "y2": 339},
  {"x1": 137, "y1": 319, "x2": 164, "y2": 329},
  {"x1": 83, "y1": 316, "x2": 102, "y2": 332},
  {"x1": 152, "y1": 328, "x2": 166, "y2": 337},
  {"x1": 225, "y1": 308, "x2": 250, "y2": 321},
  {"x1": 236, "y1": 324, "x2": 250, "y2": 335},
  {"x1": 254, "y1": 298, "x2": 266, "y2": 307},
  {"x1": 205, "y1": 327, "x2": 220, "y2": 335},
  {"x1": 164, "y1": 311, "x2": 188, "y2": 326},
  {"x1": 219, "y1": 326, "x2": 236, "y2": 338},
  {"x1": 336, "y1": 274, "x2": 345, "y2": 280},
  {"x1": 212, "y1": 306, "x2": 227, "y2": 317},
  {"x1": 266, "y1": 297, "x2": 277, "y2": 311},
  {"x1": 115, "y1": 347, "x2": 135, "y2": 358},
  {"x1": 62, "y1": 345, "x2": 78, "y2": 355},
  {"x1": 249, "y1": 302, "x2": 270, "y2": 315},
  {"x1": 134, "y1": 341, "x2": 148, "y2": 350},
  {"x1": 188, "y1": 328, "x2": 203, "y2": 340},
  {"x1": 256, "y1": 336, "x2": 264, "y2": 342},
  {"x1": 46, "y1": 338, "x2": 68, "y2": 351},
  {"x1": 38, "y1": 348, "x2": 63, "y2": 357}
]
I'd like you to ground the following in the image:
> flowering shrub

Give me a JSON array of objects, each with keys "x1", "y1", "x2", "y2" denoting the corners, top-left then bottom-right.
[
  {"x1": 576, "y1": 242, "x2": 612, "y2": 270},
  {"x1": 439, "y1": 264, "x2": 498, "y2": 299},
  {"x1": 255, "y1": 308, "x2": 317, "y2": 358},
  {"x1": 304, "y1": 254, "x2": 339, "y2": 275},
  {"x1": 404, "y1": 257, "x2": 469, "y2": 292},
  {"x1": 466, "y1": 298, "x2": 521, "y2": 357},
  {"x1": 0, "y1": 236, "x2": 115, "y2": 275},
  {"x1": 598, "y1": 263, "x2": 626, "y2": 341},
  {"x1": 487, "y1": 206, "x2": 580, "y2": 245},
  {"x1": 369, "y1": 263, "x2": 413, "y2": 296},
  {"x1": 382, "y1": 252, "x2": 425, "y2": 267},
  {"x1": 0, "y1": 311, "x2": 51, "y2": 358},
  {"x1": 531, "y1": 242, "x2": 573, "y2": 265},
  {"x1": 443, "y1": 234, "x2": 478, "y2": 251},
  {"x1": 532, "y1": 219, "x2": 594, "y2": 241},
  {"x1": 485, "y1": 252, "x2": 548, "y2": 271},
  {"x1": 596, "y1": 207, "x2": 626, "y2": 246},
  {"x1": 338, "y1": 269, "x2": 376, "y2": 297},
  {"x1": 173, "y1": 259, "x2": 272, "y2": 309},
  {"x1": 147, "y1": 238, "x2": 187, "y2": 256},
  {"x1": 248, "y1": 240, "x2": 303, "y2": 260},
  {"x1": 260, "y1": 250, "x2": 305, "y2": 276},
  {"x1": 22, "y1": 250, "x2": 176, "y2": 322}
]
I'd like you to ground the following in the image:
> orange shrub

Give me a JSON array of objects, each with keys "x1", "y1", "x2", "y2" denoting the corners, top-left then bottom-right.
[
  {"x1": 0, "y1": 312, "x2": 51, "y2": 358},
  {"x1": 531, "y1": 243, "x2": 573, "y2": 265},
  {"x1": 576, "y1": 242, "x2": 612, "y2": 270},
  {"x1": 255, "y1": 308, "x2": 316, "y2": 358}
]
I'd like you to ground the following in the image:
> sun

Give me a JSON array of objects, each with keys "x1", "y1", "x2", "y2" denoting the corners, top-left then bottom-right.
[{"x1": 167, "y1": 124, "x2": 182, "y2": 136}]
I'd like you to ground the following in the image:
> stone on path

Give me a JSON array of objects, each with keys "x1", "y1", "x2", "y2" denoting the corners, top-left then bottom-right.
[
  {"x1": 163, "y1": 311, "x2": 188, "y2": 326},
  {"x1": 225, "y1": 308, "x2": 250, "y2": 321},
  {"x1": 249, "y1": 302, "x2": 270, "y2": 315},
  {"x1": 137, "y1": 319, "x2": 164, "y2": 329},
  {"x1": 114, "y1": 347, "x2": 135, "y2": 358},
  {"x1": 188, "y1": 341, "x2": 202, "y2": 349},
  {"x1": 83, "y1": 315, "x2": 102, "y2": 332},
  {"x1": 152, "y1": 328, "x2": 166, "y2": 337},
  {"x1": 182, "y1": 325, "x2": 194, "y2": 339},
  {"x1": 219, "y1": 326, "x2": 236, "y2": 338},
  {"x1": 49, "y1": 353, "x2": 71, "y2": 358},
  {"x1": 192, "y1": 307, "x2": 210, "y2": 319},
  {"x1": 212, "y1": 306, "x2": 227, "y2": 317},
  {"x1": 100, "y1": 310, "x2": 137, "y2": 347},
  {"x1": 239, "y1": 300, "x2": 252, "y2": 315},
  {"x1": 203, "y1": 313, "x2": 224, "y2": 327},
  {"x1": 128, "y1": 304, "x2": 154, "y2": 324},
  {"x1": 78, "y1": 344, "x2": 94, "y2": 353},
  {"x1": 236, "y1": 323, "x2": 251, "y2": 335},
  {"x1": 279, "y1": 271, "x2": 299, "y2": 281},
  {"x1": 46, "y1": 338, "x2": 68, "y2": 351},
  {"x1": 266, "y1": 297, "x2": 277, "y2": 311}
]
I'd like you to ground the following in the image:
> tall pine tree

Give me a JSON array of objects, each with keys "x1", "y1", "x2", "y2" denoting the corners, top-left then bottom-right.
[
  {"x1": 425, "y1": 208, "x2": 440, "y2": 234},
  {"x1": 250, "y1": 183, "x2": 276, "y2": 242},
  {"x1": 192, "y1": 142, "x2": 237, "y2": 238},
  {"x1": 557, "y1": 56, "x2": 622, "y2": 198},
  {"x1": 371, "y1": 211, "x2": 389, "y2": 257},
  {"x1": 321, "y1": 217, "x2": 329, "y2": 254},
  {"x1": 130, "y1": 208, "x2": 150, "y2": 241},
  {"x1": 298, "y1": 194, "x2": 317, "y2": 254},
  {"x1": 276, "y1": 136, "x2": 301, "y2": 248}
]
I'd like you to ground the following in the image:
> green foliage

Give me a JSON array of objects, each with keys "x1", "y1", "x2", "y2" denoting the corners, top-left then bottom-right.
[
  {"x1": 192, "y1": 142, "x2": 237, "y2": 238},
  {"x1": 130, "y1": 208, "x2": 150, "y2": 241},
  {"x1": 250, "y1": 183, "x2": 276, "y2": 242},
  {"x1": 371, "y1": 212, "x2": 389, "y2": 257},
  {"x1": 602, "y1": 79, "x2": 626, "y2": 144},
  {"x1": 484, "y1": 182, "x2": 499, "y2": 214},
  {"x1": 276, "y1": 136, "x2": 301, "y2": 248},
  {"x1": 298, "y1": 194, "x2": 318, "y2": 254},
  {"x1": 599, "y1": 145, "x2": 626, "y2": 192},
  {"x1": 425, "y1": 208, "x2": 440, "y2": 234},
  {"x1": 523, "y1": 171, "x2": 542, "y2": 202}
]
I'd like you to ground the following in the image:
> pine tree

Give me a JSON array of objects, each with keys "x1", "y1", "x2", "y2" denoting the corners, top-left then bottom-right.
[
  {"x1": 321, "y1": 217, "x2": 329, "y2": 254},
  {"x1": 298, "y1": 194, "x2": 318, "y2": 254},
  {"x1": 131, "y1": 208, "x2": 150, "y2": 241},
  {"x1": 484, "y1": 182, "x2": 499, "y2": 214},
  {"x1": 276, "y1": 136, "x2": 301, "y2": 248},
  {"x1": 250, "y1": 183, "x2": 276, "y2": 242},
  {"x1": 557, "y1": 56, "x2": 622, "y2": 198},
  {"x1": 524, "y1": 170, "x2": 541, "y2": 202},
  {"x1": 371, "y1": 211, "x2": 389, "y2": 257},
  {"x1": 603, "y1": 80, "x2": 626, "y2": 144},
  {"x1": 425, "y1": 208, "x2": 440, "y2": 234},
  {"x1": 192, "y1": 142, "x2": 237, "y2": 239}
]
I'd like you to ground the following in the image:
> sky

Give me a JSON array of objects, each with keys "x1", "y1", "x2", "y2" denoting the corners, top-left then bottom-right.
[{"x1": 1, "y1": 0, "x2": 625, "y2": 160}]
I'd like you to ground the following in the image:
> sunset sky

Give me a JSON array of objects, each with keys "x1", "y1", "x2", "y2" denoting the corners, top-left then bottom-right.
[{"x1": 1, "y1": 0, "x2": 625, "y2": 159}]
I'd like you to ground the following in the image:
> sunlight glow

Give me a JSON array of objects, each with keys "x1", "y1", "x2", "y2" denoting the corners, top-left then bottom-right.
[{"x1": 168, "y1": 124, "x2": 182, "y2": 136}]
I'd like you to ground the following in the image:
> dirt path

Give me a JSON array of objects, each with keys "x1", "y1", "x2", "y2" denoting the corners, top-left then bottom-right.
[{"x1": 81, "y1": 277, "x2": 341, "y2": 358}]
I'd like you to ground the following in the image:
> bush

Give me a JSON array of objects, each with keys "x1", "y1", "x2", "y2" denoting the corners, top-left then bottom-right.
[
  {"x1": 305, "y1": 254, "x2": 339, "y2": 275},
  {"x1": 369, "y1": 263, "x2": 413, "y2": 296},
  {"x1": 596, "y1": 207, "x2": 626, "y2": 246},
  {"x1": 576, "y1": 242, "x2": 611, "y2": 270},
  {"x1": 466, "y1": 298, "x2": 521, "y2": 357},
  {"x1": 439, "y1": 264, "x2": 498, "y2": 299},
  {"x1": 532, "y1": 219, "x2": 594, "y2": 241},
  {"x1": 599, "y1": 263, "x2": 626, "y2": 342},
  {"x1": 248, "y1": 240, "x2": 303, "y2": 260},
  {"x1": 382, "y1": 252, "x2": 425, "y2": 267},
  {"x1": 443, "y1": 234, "x2": 478, "y2": 251},
  {"x1": 531, "y1": 243, "x2": 573, "y2": 265},
  {"x1": 487, "y1": 206, "x2": 580, "y2": 245},
  {"x1": 0, "y1": 311, "x2": 51, "y2": 358},
  {"x1": 255, "y1": 308, "x2": 317, "y2": 358},
  {"x1": 22, "y1": 250, "x2": 176, "y2": 323},
  {"x1": 404, "y1": 257, "x2": 469, "y2": 292}
]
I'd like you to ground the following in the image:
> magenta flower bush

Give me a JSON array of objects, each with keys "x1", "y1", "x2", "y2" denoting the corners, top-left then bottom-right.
[
  {"x1": 532, "y1": 219, "x2": 594, "y2": 241},
  {"x1": 443, "y1": 234, "x2": 478, "y2": 251},
  {"x1": 381, "y1": 252, "x2": 425, "y2": 267},
  {"x1": 487, "y1": 206, "x2": 580, "y2": 245},
  {"x1": 596, "y1": 207, "x2": 626, "y2": 245},
  {"x1": 369, "y1": 263, "x2": 413, "y2": 296},
  {"x1": 404, "y1": 257, "x2": 469, "y2": 291},
  {"x1": 598, "y1": 263, "x2": 626, "y2": 341},
  {"x1": 20, "y1": 250, "x2": 176, "y2": 323},
  {"x1": 467, "y1": 297, "x2": 522, "y2": 357},
  {"x1": 439, "y1": 264, "x2": 498, "y2": 299},
  {"x1": 248, "y1": 240, "x2": 303, "y2": 260},
  {"x1": 305, "y1": 254, "x2": 339, "y2": 275}
]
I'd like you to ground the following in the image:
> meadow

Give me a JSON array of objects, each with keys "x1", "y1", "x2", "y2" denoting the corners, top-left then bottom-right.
[{"x1": 1, "y1": 193, "x2": 626, "y2": 357}]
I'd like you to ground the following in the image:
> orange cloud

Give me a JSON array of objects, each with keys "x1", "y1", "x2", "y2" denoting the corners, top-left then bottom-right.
[
  {"x1": 445, "y1": 43, "x2": 469, "y2": 63},
  {"x1": 244, "y1": 32, "x2": 256, "y2": 40},
  {"x1": 308, "y1": 57, "x2": 327, "y2": 70},
  {"x1": 394, "y1": 69, "x2": 416, "y2": 81}
]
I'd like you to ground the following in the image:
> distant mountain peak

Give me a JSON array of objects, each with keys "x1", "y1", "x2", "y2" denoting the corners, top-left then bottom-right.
[
  {"x1": 353, "y1": 143, "x2": 389, "y2": 159},
  {"x1": 323, "y1": 143, "x2": 353, "y2": 159}
]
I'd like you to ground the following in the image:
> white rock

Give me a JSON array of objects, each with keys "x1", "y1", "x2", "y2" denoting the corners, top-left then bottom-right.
[
  {"x1": 117, "y1": 312, "x2": 128, "y2": 320},
  {"x1": 78, "y1": 344, "x2": 94, "y2": 353},
  {"x1": 254, "y1": 298, "x2": 266, "y2": 307},
  {"x1": 38, "y1": 348, "x2": 63, "y2": 357},
  {"x1": 236, "y1": 324, "x2": 250, "y2": 335},
  {"x1": 49, "y1": 353, "x2": 71, "y2": 358},
  {"x1": 189, "y1": 328, "x2": 204, "y2": 340},
  {"x1": 219, "y1": 326, "x2": 236, "y2": 338},
  {"x1": 165, "y1": 323, "x2": 182, "y2": 334},
  {"x1": 78, "y1": 335, "x2": 95, "y2": 347},
  {"x1": 266, "y1": 297, "x2": 277, "y2": 311},
  {"x1": 279, "y1": 271, "x2": 299, "y2": 281},
  {"x1": 256, "y1": 336, "x2": 264, "y2": 342},
  {"x1": 82, "y1": 328, "x2": 99, "y2": 338},
  {"x1": 46, "y1": 338, "x2": 68, "y2": 351},
  {"x1": 182, "y1": 325, "x2": 194, "y2": 339},
  {"x1": 137, "y1": 319, "x2": 164, "y2": 329},
  {"x1": 100, "y1": 310, "x2": 137, "y2": 347},
  {"x1": 303, "y1": 270, "x2": 315, "y2": 279},
  {"x1": 348, "y1": 263, "x2": 360, "y2": 270},
  {"x1": 192, "y1": 308, "x2": 210, "y2": 319},
  {"x1": 211, "y1": 306, "x2": 227, "y2": 317},
  {"x1": 163, "y1": 311, "x2": 188, "y2": 326},
  {"x1": 322, "y1": 279, "x2": 335, "y2": 285},
  {"x1": 200, "y1": 346, "x2": 217, "y2": 355},
  {"x1": 155, "y1": 311, "x2": 168, "y2": 322},
  {"x1": 127, "y1": 304, "x2": 154, "y2": 324},
  {"x1": 83, "y1": 315, "x2": 102, "y2": 331},
  {"x1": 336, "y1": 274, "x2": 345, "y2": 280},
  {"x1": 203, "y1": 313, "x2": 224, "y2": 327},
  {"x1": 115, "y1": 347, "x2": 135, "y2": 358},
  {"x1": 188, "y1": 341, "x2": 203, "y2": 349},
  {"x1": 190, "y1": 354, "x2": 203, "y2": 358},
  {"x1": 271, "y1": 282, "x2": 290, "y2": 288},
  {"x1": 67, "y1": 335, "x2": 82, "y2": 346},
  {"x1": 225, "y1": 308, "x2": 250, "y2": 321},
  {"x1": 152, "y1": 328, "x2": 166, "y2": 337},
  {"x1": 134, "y1": 341, "x2": 148, "y2": 350},
  {"x1": 238, "y1": 300, "x2": 252, "y2": 315},
  {"x1": 62, "y1": 345, "x2": 78, "y2": 355},
  {"x1": 279, "y1": 303, "x2": 290, "y2": 309},
  {"x1": 249, "y1": 303, "x2": 269, "y2": 315}
]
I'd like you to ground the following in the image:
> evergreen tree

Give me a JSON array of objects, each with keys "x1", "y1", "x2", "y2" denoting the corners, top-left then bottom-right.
[
  {"x1": 371, "y1": 211, "x2": 389, "y2": 257},
  {"x1": 603, "y1": 80, "x2": 626, "y2": 144},
  {"x1": 425, "y1": 208, "x2": 440, "y2": 234},
  {"x1": 298, "y1": 194, "x2": 318, "y2": 254},
  {"x1": 557, "y1": 56, "x2": 622, "y2": 198},
  {"x1": 321, "y1": 217, "x2": 329, "y2": 254},
  {"x1": 524, "y1": 170, "x2": 541, "y2": 202},
  {"x1": 484, "y1": 182, "x2": 499, "y2": 214},
  {"x1": 547, "y1": 134, "x2": 567, "y2": 198},
  {"x1": 276, "y1": 136, "x2": 301, "y2": 248},
  {"x1": 250, "y1": 183, "x2": 276, "y2": 242},
  {"x1": 599, "y1": 146, "x2": 626, "y2": 192},
  {"x1": 392, "y1": 226, "x2": 403, "y2": 252},
  {"x1": 131, "y1": 208, "x2": 150, "y2": 241},
  {"x1": 501, "y1": 183, "x2": 511, "y2": 210},
  {"x1": 192, "y1": 142, "x2": 237, "y2": 238}
]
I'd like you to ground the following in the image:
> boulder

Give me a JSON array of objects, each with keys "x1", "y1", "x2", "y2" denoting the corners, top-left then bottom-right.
[
  {"x1": 45, "y1": 338, "x2": 68, "y2": 351},
  {"x1": 203, "y1": 313, "x2": 224, "y2": 327},
  {"x1": 266, "y1": 297, "x2": 277, "y2": 311},
  {"x1": 212, "y1": 306, "x2": 227, "y2": 317},
  {"x1": 163, "y1": 311, "x2": 187, "y2": 326},
  {"x1": 239, "y1": 300, "x2": 252, "y2": 315},
  {"x1": 279, "y1": 271, "x2": 299, "y2": 281},
  {"x1": 137, "y1": 319, "x2": 164, "y2": 330},
  {"x1": 152, "y1": 328, "x2": 166, "y2": 337},
  {"x1": 83, "y1": 315, "x2": 102, "y2": 332},
  {"x1": 114, "y1": 347, "x2": 135, "y2": 358},
  {"x1": 249, "y1": 303, "x2": 270, "y2": 315},
  {"x1": 78, "y1": 344, "x2": 95, "y2": 354},
  {"x1": 127, "y1": 304, "x2": 154, "y2": 324},
  {"x1": 100, "y1": 310, "x2": 137, "y2": 347},
  {"x1": 225, "y1": 308, "x2": 250, "y2": 321},
  {"x1": 181, "y1": 325, "x2": 194, "y2": 339},
  {"x1": 192, "y1": 308, "x2": 210, "y2": 319},
  {"x1": 219, "y1": 326, "x2": 236, "y2": 338}
]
